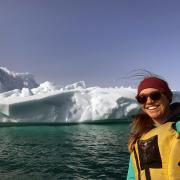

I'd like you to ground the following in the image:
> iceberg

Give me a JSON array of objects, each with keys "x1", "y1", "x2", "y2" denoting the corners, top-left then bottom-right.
[
  {"x1": 0, "y1": 81, "x2": 139, "y2": 123},
  {"x1": 0, "y1": 67, "x2": 179, "y2": 123},
  {"x1": 0, "y1": 67, "x2": 38, "y2": 92}
]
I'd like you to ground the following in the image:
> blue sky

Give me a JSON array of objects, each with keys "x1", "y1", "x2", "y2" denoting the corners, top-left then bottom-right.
[{"x1": 0, "y1": 0, "x2": 180, "y2": 90}]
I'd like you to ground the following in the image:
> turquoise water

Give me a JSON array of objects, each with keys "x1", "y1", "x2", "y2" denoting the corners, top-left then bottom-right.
[{"x1": 0, "y1": 123, "x2": 130, "y2": 180}]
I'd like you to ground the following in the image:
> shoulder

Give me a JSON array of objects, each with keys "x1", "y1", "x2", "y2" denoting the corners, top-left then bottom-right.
[
  {"x1": 167, "y1": 102, "x2": 180, "y2": 133},
  {"x1": 174, "y1": 121, "x2": 180, "y2": 134}
]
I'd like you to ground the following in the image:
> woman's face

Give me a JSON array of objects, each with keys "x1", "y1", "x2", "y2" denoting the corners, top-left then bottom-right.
[{"x1": 138, "y1": 88, "x2": 170, "y2": 124}]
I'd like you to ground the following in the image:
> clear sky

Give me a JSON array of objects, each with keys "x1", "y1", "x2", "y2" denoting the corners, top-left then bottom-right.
[{"x1": 0, "y1": 0, "x2": 180, "y2": 90}]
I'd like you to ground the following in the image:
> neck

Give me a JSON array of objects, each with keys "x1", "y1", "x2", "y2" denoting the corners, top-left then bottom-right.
[{"x1": 152, "y1": 119, "x2": 167, "y2": 127}]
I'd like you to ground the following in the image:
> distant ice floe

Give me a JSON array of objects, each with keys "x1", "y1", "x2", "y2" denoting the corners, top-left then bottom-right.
[{"x1": 0, "y1": 67, "x2": 179, "y2": 123}]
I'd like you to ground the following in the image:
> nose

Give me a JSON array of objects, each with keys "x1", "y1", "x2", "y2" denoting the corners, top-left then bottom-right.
[{"x1": 146, "y1": 96, "x2": 154, "y2": 104}]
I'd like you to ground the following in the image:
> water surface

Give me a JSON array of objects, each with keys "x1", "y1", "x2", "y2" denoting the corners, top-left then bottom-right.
[{"x1": 0, "y1": 123, "x2": 130, "y2": 180}]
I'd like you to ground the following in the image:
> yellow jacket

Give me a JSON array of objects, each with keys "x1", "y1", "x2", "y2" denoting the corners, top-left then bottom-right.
[{"x1": 130, "y1": 122, "x2": 180, "y2": 180}]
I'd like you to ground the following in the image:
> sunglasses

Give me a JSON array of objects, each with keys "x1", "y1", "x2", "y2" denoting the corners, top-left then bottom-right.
[{"x1": 136, "y1": 91, "x2": 162, "y2": 104}]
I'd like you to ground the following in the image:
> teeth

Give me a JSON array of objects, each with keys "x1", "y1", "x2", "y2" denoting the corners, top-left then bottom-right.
[{"x1": 147, "y1": 106, "x2": 157, "y2": 110}]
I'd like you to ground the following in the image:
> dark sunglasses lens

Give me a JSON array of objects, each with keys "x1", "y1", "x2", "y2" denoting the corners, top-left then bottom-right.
[
  {"x1": 150, "y1": 92, "x2": 161, "y2": 101},
  {"x1": 136, "y1": 95, "x2": 147, "y2": 104}
]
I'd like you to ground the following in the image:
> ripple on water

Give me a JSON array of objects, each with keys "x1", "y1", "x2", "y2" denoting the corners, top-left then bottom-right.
[{"x1": 0, "y1": 123, "x2": 130, "y2": 179}]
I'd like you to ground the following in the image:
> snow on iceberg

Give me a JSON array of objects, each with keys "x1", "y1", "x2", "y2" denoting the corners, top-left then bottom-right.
[
  {"x1": 0, "y1": 67, "x2": 180, "y2": 123},
  {"x1": 0, "y1": 80, "x2": 139, "y2": 123}
]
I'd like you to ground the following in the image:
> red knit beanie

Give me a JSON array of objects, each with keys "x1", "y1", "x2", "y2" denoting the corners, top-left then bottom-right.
[{"x1": 137, "y1": 77, "x2": 173, "y2": 103}]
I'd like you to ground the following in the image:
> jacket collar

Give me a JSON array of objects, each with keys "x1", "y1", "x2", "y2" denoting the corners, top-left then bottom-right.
[{"x1": 166, "y1": 102, "x2": 180, "y2": 122}]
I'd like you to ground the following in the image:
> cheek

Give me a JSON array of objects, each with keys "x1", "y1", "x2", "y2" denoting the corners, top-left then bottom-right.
[
  {"x1": 160, "y1": 98, "x2": 169, "y2": 110},
  {"x1": 140, "y1": 103, "x2": 145, "y2": 108},
  {"x1": 140, "y1": 105, "x2": 146, "y2": 112}
]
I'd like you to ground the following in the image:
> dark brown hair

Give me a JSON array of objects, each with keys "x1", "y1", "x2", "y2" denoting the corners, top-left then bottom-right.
[{"x1": 128, "y1": 113, "x2": 154, "y2": 152}]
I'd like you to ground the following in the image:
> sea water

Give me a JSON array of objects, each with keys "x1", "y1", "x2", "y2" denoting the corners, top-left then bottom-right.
[{"x1": 0, "y1": 122, "x2": 130, "y2": 180}]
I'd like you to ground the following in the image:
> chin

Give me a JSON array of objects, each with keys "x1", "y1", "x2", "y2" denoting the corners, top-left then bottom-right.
[
  {"x1": 148, "y1": 113, "x2": 161, "y2": 119},
  {"x1": 150, "y1": 113, "x2": 165, "y2": 120}
]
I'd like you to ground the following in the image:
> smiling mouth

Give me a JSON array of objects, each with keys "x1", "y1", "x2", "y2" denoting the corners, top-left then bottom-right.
[{"x1": 146, "y1": 106, "x2": 159, "y2": 110}]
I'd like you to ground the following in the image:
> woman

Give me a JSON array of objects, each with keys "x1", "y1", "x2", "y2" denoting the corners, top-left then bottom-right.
[{"x1": 127, "y1": 76, "x2": 180, "y2": 180}]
